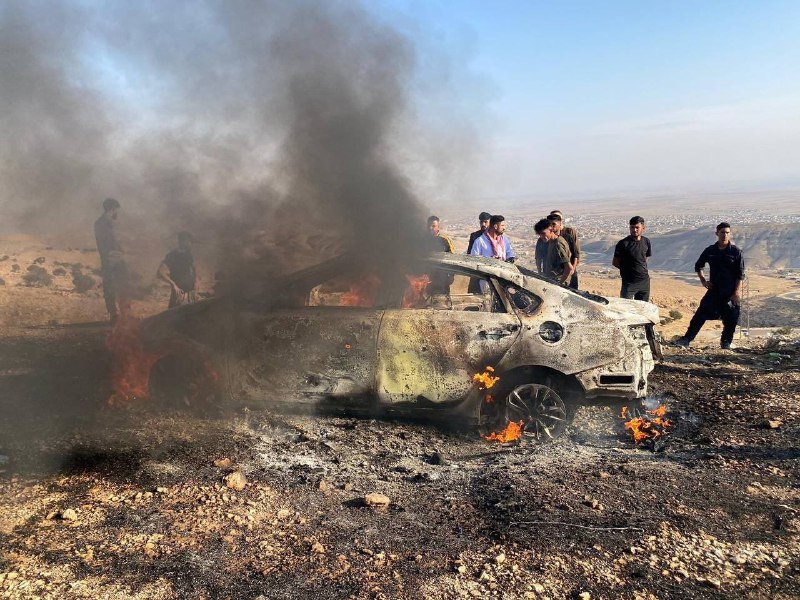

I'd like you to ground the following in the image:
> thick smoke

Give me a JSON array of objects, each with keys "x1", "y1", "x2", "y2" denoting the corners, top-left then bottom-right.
[{"x1": 0, "y1": 0, "x2": 478, "y2": 275}]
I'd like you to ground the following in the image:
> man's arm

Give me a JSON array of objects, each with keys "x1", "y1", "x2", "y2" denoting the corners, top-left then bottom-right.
[
  {"x1": 731, "y1": 251, "x2": 745, "y2": 305},
  {"x1": 157, "y1": 261, "x2": 181, "y2": 293},
  {"x1": 469, "y1": 237, "x2": 483, "y2": 256},
  {"x1": 572, "y1": 229, "x2": 581, "y2": 267},
  {"x1": 560, "y1": 260, "x2": 575, "y2": 284},
  {"x1": 694, "y1": 248, "x2": 711, "y2": 289},
  {"x1": 612, "y1": 240, "x2": 622, "y2": 269},
  {"x1": 466, "y1": 232, "x2": 477, "y2": 255},
  {"x1": 504, "y1": 238, "x2": 515, "y2": 262}
]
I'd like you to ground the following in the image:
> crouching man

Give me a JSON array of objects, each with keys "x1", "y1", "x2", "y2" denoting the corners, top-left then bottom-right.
[
  {"x1": 158, "y1": 231, "x2": 199, "y2": 308},
  {"x1": 675, "y1": 222, "x2": 745, "y2": 350}
]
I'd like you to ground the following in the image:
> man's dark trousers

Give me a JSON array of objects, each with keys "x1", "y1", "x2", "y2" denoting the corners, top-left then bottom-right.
[
  {"x1": 621, "y1": 279, "x2": 650, "y2": 302},
  {"x1": 684, "y1": 291, "x2": 740, "y2": 346}
]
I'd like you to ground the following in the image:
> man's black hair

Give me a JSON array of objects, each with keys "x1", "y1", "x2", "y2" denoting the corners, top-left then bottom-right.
[
  {"x1": 427, "y1": 215, "x2": 439, "y2": 226},
  {"x1": 489, "y1": 214, "x2": 505, "y2": 226},
  {"x1": 103, "y1": 197, "x2": 120, "y2": 211},
  {"x1": 629, "y1": 215, "x2": 645, "y2": 226},
  {"x1": 716, "y1": 222, "x2": 731, "y2": 231},
  {"x1": 546, "y1": 213, "x2": 562, "y2": 222},
  {"x1": 534, "y1": 218, "x2": 550, "y2": 234},
  {"x1": 478, "y1": 211, "x2": 491, "y2": 221}
]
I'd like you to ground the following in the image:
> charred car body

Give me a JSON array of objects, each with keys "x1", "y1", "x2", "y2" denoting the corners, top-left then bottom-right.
[{"x1": 141, "y1": 253, "x2": 661, "y2": 441}]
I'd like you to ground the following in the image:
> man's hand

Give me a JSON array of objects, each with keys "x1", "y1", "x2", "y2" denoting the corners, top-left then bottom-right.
[
  {"x1": 702, "y1": 280, "x2": 711, "y2": 290},
  {"x1": 731, "y1": 292, "x2": 741, "y2": 306}
]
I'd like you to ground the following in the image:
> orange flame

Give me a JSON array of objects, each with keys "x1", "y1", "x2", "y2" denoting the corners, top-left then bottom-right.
[
  {"x1": 623, "y1": 404, "x2": 672, "y2": 444},
  {"x1": 340, "y1": 274, "x2": 381, "y2": 307},
  {"x1": 106, "y1": 314, "x2": 219, "y2": 407},
  {"x1": 402, "y1": 274, "x2": 431, "y2": 308},
  {"x1": 106, "y1": 315, "x2": 160, "y2": 404},
  {"x1": 483, "y1": 420, "x2": 524, "y2": 443},
  {"x1": 473, "y1": 366, "x2": 500, "y2": 390}
]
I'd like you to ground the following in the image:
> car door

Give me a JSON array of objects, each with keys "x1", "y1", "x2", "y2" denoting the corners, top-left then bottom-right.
[
  {"x1": 232, "y1": 272, "x2": 384, "y2": 406},
  {"x1": 376, "y1": 267, "x2": 522, "y2": 406}
]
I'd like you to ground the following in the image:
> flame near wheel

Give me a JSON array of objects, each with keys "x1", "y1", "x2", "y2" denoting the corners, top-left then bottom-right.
[{"x1": 481, "y1": 381, "x2": 572, "y2": 443}]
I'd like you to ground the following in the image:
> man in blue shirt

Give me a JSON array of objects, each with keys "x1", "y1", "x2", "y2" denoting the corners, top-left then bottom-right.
[
  {"x1": 675, "y1": 222, "x2": 745, "y2": 350},
  {"x1": 470, "y1": 215, "x2": 515, "y2": 263}
]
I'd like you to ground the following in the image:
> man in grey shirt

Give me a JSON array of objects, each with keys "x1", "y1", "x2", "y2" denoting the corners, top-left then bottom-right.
[{"x1": 94, "y1": 198, "x2": 129, "y2": 323}]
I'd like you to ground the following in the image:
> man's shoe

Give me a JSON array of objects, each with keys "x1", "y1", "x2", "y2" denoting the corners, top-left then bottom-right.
[
  {"x1": 721, "y1": 342, "x2": 735, "y2": 350},
  {"x1": 673, "y1": 337, "x2": 690, "y2": 347}
]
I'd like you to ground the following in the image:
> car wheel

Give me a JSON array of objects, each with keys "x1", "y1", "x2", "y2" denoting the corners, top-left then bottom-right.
[{"x1": 481, "y1": 381, "x2": 575, "y2": 443}]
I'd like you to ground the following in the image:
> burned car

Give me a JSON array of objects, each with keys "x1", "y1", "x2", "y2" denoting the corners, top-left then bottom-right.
[{"x1": 140, "y1": 253, "x2": 661, "y2": 441}]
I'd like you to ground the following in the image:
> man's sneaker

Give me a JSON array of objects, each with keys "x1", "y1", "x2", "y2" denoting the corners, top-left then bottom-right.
[
  {"x1": 721, "y1": 342, "x2": 735, "y2": 350},
  {"x1": 673, "y1": 337, "x2": 690, "y2": 347}
]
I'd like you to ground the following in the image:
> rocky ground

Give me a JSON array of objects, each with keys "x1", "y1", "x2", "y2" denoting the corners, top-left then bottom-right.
[
  {"x1": 1, "y1": 325, "x2": 798, "y2": 599},
  {"x1": 1, "y1": 236, "x2": 799, "y2": 599}
]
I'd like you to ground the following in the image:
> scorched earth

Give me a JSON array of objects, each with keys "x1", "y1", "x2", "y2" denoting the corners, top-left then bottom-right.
[{"x1": 0, "y1": 250, "x2": 798, "y2": 599}]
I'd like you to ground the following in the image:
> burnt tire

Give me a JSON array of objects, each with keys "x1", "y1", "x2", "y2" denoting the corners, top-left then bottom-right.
[
  {"x1": 148, "y1": 353, "x2": 222, "y2": 415},
  {"x1": 481, "y1": 376, "x2": 577, "y2": 443}
]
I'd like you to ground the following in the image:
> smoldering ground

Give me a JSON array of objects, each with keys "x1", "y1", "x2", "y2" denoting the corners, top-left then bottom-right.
[{"x1": 0, "y1": 0, "x2": 487, "y2": 471}]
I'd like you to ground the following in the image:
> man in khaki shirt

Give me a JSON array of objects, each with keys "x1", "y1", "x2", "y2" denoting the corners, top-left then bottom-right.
[{"x1": 534, "y1": 219, "x2": 573, "y2": 285}]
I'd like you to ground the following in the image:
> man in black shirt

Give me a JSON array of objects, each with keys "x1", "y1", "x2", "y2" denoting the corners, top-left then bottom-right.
[
  {"x1": 613, "y1": 216, "x2": 652, "y2": 301},
  {"x1": 467, "y1": 212, "x2": 492, "y2": 254},
  {"x1": 157, "y1": 231, "x2": 198, "y2": 308},
  {"x1": 467, "y1": 212, "x2": 491, "y2": 293},
  {"x1": 675, "y1": 222, "x2": 745, "y2": 349}
]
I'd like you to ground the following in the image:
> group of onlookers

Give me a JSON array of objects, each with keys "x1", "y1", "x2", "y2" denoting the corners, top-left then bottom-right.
[{"x1": 428, "y1": 211, "x2": 746, "y2": 349}]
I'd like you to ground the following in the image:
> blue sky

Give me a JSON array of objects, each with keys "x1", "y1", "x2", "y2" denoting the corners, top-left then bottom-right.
[{"x1": 377, "y1": 0, "x2": 800, "y2": 198}]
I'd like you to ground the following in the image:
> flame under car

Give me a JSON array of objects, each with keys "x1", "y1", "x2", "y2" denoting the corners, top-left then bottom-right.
[{"x1": 139, "y1": 253, "x2": 661, "y2": 442}]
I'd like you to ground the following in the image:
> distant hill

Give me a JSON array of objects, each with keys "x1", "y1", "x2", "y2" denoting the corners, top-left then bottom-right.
[{"x1": 582, "y1": 223, "x2": 800, "y2": 271}]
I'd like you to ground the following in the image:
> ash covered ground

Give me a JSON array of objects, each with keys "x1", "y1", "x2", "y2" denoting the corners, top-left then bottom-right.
[{"x1": 1, "y1": 320, "x2": 798, "y2": 599}]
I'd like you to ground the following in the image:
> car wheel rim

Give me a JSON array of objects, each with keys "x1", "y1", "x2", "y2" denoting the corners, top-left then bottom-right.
[{"x1": 505, "y1": 383, "x2": 567, "y2": 442}]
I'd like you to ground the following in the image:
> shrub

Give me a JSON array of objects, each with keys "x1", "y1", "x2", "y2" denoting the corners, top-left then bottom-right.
[
  {"x1": 669, "y1": 309, "x2": 683, "y2": 320},
  {"x1": 22, "y1": 265, "x2": 53, "y2": 287},
  {"x1": 71, "y1": 269, "x2": 96, "y2": 293},
  {"x1": 775, "y1": 326, "x2": 793, "y2": 336}
]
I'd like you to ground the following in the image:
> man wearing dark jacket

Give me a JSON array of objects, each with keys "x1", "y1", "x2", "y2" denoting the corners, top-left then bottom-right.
[
  {"x1": 467, "y1": 212, "x2": 491, "y2": 293},
  {"x1": 467, "y1": 212, "x2": 492, "y2": 254},
  {"x1": 675, "y1": 222, "x2": 745, "y2": 350}
]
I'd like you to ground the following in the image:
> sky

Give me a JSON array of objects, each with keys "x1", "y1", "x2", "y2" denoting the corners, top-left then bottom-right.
[
  {"x1": 2, "y1": 0, "x2": 799, "y2": 237},
  {"x1": 377, "y1": 0, "x2": 800, "y2": 201}
]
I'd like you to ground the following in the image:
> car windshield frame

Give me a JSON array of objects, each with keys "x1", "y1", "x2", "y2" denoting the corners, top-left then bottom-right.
[{"x1": 515, "y1": 263, "x2": 609, "y2": 305}]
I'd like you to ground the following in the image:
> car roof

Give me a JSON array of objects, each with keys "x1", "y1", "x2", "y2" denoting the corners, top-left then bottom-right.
[{"x1": 423, "y1": 252, "x2": 526, "y2": 285}]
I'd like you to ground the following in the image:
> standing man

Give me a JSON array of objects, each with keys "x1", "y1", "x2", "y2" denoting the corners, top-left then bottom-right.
[
  {"x1": 470, "y1": 215, "x2": 515, "y2": 263},
  {"x1": 548, "y1": 211, "x2": 581, "y2": 289},
  {"x1": 427, "y1": 215, "x2": 455, "y2": 253},
  {"x1": 157, "y1": 231, "x2": 199, "y2": 308},
  {"x1": 613, "y1": 216, "x2": 652, "y2": 301},
  {"x1": 675, "y1": 223, "x2": 745, "y2": 350},
  {"x1": 467, "y1": 212, "x2": 492, "y2": 254},
  {"x1": 467, "y1": 211, "x2": 492, "y2": 293},
  {"x1": 534, "y1": 219, "x2": 573, "y2": 285},
  {"x1": 94, "y1": 197, "x2": 129, "y2": 324}
]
